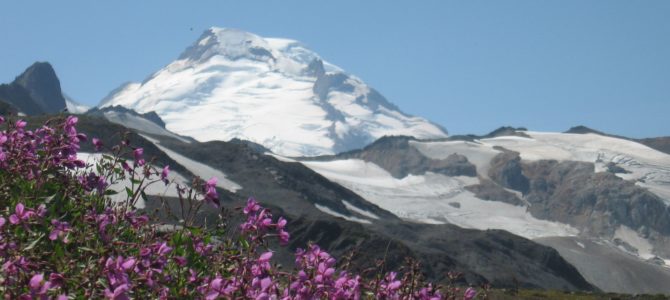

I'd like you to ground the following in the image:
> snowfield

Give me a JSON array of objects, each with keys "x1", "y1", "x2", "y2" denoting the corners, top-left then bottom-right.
[
  {"x1": 301, "y1": 158, "x2": 579, "y2": 239},
  {"x1": 314, "y1": 204, "x2": 372, "y2": 224}
]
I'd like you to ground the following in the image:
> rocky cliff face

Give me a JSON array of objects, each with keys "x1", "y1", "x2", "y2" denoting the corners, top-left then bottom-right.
[
  {"x1": 0, "y1": 62, "x2": 67, "y2": 115},
  {"x1": 488, "y1": 151, "x2": 530, "y2": 194},
  {"x1": 487, "y1": 151, "x2": 670, "y2": 258}
]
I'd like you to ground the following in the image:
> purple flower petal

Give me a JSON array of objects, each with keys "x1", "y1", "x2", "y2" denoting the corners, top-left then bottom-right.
[
  {"x1": 15, "y1": 203, "x2": 24, "y2": 215},
  {"x1": 29, "y1": 273, "x2": 44, "y2": 290},
  {"x1": 134, "y1": 148, "x2": 143, "y2": 157},
  {"x1": 259, "y1": 251, "x2": 273, "y2": 262},
  {"x1": 49, "y1": 230, "x2": 59, "y2": 241},
  {"x1": 260, "y1": 277, "x2": 272, "y2": 291},
  {"x1": 121, "y1": 258, "x2": 136, "y2": 270}
]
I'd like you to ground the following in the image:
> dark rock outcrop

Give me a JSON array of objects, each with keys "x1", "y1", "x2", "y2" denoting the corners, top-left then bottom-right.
[
  {"x1": 305, "y1": 59, "x2": 325, "y2": 78},
  {"x1": 465, "y1": 179, "x2": 525, "y2": 206},
  {"x1": 448, "y1": 126, "x2": 529, "y2": 141},
  {"x1": 605, "y1": 162, "x2": 630, "y2": 174},
  {"x1": 565, "y1": 126, "x2": 608, "y2": 136},
  {"x1": 488, "y1": 151, "x2": 530, "y2": 194},
  {"x1": 637, "y1": 137, "x2": 670, "y2": 156}
]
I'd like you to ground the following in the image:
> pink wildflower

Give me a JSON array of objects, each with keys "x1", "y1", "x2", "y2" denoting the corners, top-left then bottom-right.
[
  {"x1": 9, "y1": 203, "x2": 34, "y2": 224},
  {"x1": 49, "y1": 219, "x2": 72, "y2": 243},
  {"x1": 464, "y1": 287, "x2": 478, "y2": 300}
]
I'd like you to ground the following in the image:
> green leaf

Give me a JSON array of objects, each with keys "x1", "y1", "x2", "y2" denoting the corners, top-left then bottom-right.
[
  {"x1": 140, "y1": 191, "x2": 149, "y2": 204},
  {"x1": 79, "y1": 247, "x2": 95, "y2": 253},
  {"x1": 240, "y1": 238, "x2": 250, "y2": 249},
  {"x1": 24, "y1": 233, "x2": 45, "y2": 251},
  {"x1": 54, "y1": 243, "x2": 65, "y2": 258},
  {"x1": 42, "y1": 193, "x2": 57, "y2": 204},
  {"x1": 125, "y1": 187, "x2": 134, "y2": 198}
]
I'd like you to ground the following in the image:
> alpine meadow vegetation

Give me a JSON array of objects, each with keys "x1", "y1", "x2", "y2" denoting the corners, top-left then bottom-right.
[{"x1": 0, "y1": 115, "x2": 483, "y2": 299}]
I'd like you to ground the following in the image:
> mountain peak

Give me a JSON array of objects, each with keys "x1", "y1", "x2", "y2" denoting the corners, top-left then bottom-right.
[
  {"x1": 209, "y1": 27, "x2": 264, "y2": 45},
  {"x1": 565, "y1": 125, "x2": 605, "y2": 135},
  {"x1": 15, "y1": 62, "x2": 56, "y2": 80},
  {"x1": 178, "y1": 27, "x2": 276, "y2": 63},
  {"x1": 0, "y1": 62, "x2": 66, "y2": 115},
  {"x1": 13, "y1": 62, "x2": 66, "y2": 114}
]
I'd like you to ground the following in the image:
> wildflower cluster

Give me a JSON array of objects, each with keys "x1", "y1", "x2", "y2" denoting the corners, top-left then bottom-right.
[
  {"x1": 0, "y1": 116, "x2": 85, "y2": 181},
  {"x1": 0, "y1": 116, "x2": 484, "y2": 299},
  {"x1": 241, "y1": 198, "x2": 290, "y2": 246}
]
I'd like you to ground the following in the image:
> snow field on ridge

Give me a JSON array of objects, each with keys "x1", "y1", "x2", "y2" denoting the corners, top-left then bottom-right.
[{"x1": 301, "y1": 158, "x2": 579, "y2": 239}]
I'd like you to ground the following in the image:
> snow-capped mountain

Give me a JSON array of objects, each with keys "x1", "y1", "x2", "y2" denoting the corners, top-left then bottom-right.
[{"x1": 100, "y1": 27, "x2": 448, "y2": 156}]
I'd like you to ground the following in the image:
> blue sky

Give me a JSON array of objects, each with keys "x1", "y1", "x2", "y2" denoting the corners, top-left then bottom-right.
[{"x1": 1, "y1": 1, "x2": 668, "y2": 137}]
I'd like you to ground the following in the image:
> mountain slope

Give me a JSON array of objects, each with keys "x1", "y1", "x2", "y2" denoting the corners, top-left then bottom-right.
[
  {"x1": 58, "y1": 107, "x2": 591, "y2": 290},
  {"x1": 131, "y1": 120, "x2": 593, "y2": 291},
  {"x1": 100, "y1": 27, "x2": 447, "y2": 156}
]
